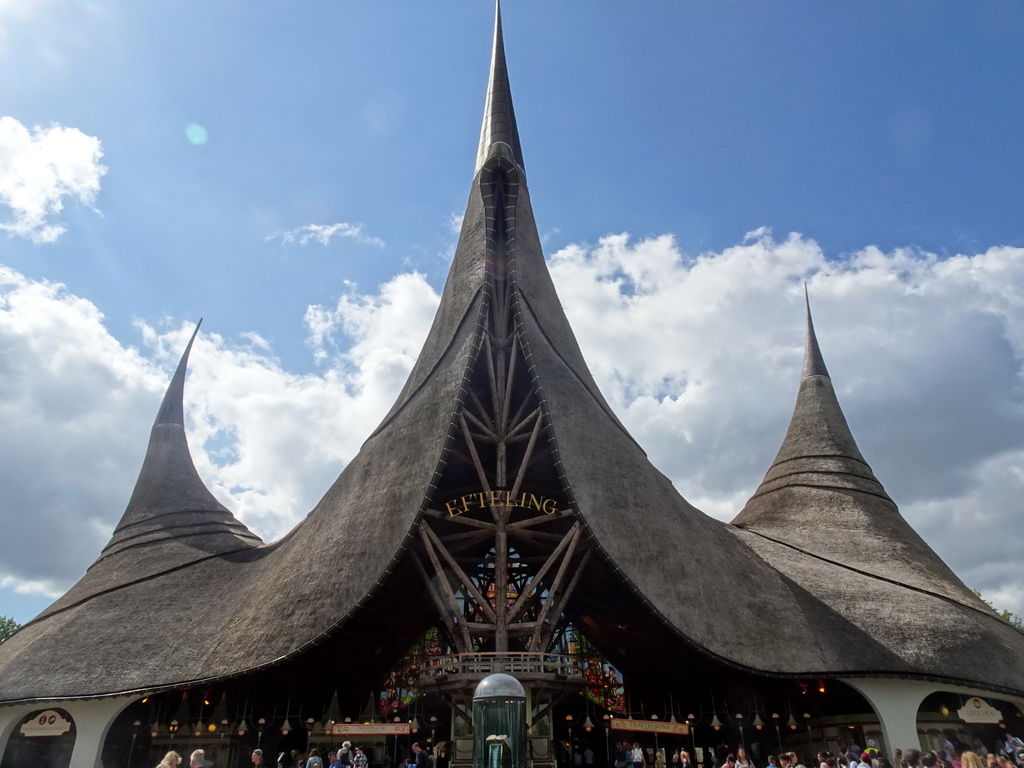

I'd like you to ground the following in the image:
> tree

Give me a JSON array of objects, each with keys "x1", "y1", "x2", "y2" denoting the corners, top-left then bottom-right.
[{"x1": 0, "y1": 615, "x2": 20, "y2": 643}]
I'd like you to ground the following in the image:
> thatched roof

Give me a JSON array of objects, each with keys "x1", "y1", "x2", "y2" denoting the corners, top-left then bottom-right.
[
  {"x1": 732, "y1": 294, "x2": 989, "y2": 610},
  {"x1": 1, "y1": 3, "x2": 1023, "y2": 705}
]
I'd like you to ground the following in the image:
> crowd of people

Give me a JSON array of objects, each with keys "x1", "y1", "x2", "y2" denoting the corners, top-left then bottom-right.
[
  {"x1": 610, "y1": 733, "x2": 1024, "y2": 768},
  {"x1": 153, "y1": 739, "x2": 438, "y2": 768}
]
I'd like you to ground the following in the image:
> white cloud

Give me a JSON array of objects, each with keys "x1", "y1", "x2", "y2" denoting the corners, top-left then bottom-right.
[
  {"x1": 4, "y1": 233, "x2": 1024, "y2": 622},
  {"x1": 267, "y1": 222, "x2": 385, "y2": 248},
  {"x1": 0, "y1": 264, "x2": 440, "y2": 609},
  {"x1": 0, "y1": 268, "x2": 163, "y2": 596},
  {"x1": 0, "y1": 116, "x2": 106, "y2": 243},
  {"x1": 547, "y1": 230, "x2": 1024, "y2": 615},
  {"x1": 447, "y1": 212, "x2": 465, "y2": 236}
]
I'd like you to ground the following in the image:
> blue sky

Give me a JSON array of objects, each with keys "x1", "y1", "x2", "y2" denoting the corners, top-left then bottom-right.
[{"x1": 2, "y1": 1, "x2": 1024, "y2": 625}]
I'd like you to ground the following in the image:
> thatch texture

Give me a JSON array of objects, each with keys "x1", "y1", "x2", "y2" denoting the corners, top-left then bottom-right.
[
  {"x1": 732, "y1": 301, "x2": 988, "y2": 610},
  {"x1": 1, "y1": 2, "x2": 1023, "y2": 706}
]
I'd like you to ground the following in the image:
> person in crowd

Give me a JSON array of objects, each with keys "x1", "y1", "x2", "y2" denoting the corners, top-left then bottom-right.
[
  {"x1": 189, "y1": 750, "x2": 205, "y2": 768},
  {"x1": 412, "y1": 743, "x2": 430, "y2": 768},
  {"x1": 679, "y1": 750, "x2": 692, "y2": 768},
  {"x1": 340, "y1": 742, "x2": 356, "y2": 767},
  {"x1": 722, "y1": 754, "x2": 737, "y2": 768},
  {"x1": 584, "y1": 747, "x2": 595, "y2": 766},
  {"x1": 306, "y1": 748, "x2": 324, "y2": 768},
  {"x1": 818, "y1": 752, "x2": 832, "y2": 768},
  {"x1": 354, "y1": 747, "x2": 369, "y2": 768},
  {"x1": 767, "y1": 756, "x2": 777, "y2": 768},
  {"x1": 961, "y1": 752, "x2": 986, "y2": 768},
  {"x1": 632, "y1": 743, "x2": 647, "y2": 768},
  {"x1": 616, "y1": 742, "x2": 632, "y2": 768},
  {"x1": 157, "y1": 753, "x2": 182, "y2": 768},
  {"x1": 736, "y1": 748, "x2": 754, "y2": 768},
  {"x1": 327, "y1": 752, "x2": 341, "y2": 768},
  {"x1": 252, "y1": 751, "x2": 265, "y2": 766}
]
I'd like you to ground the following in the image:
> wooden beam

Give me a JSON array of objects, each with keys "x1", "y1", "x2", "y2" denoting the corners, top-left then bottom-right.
[
  {"x1": 422, "y1": 524, "x2": 497, "y2": 623},
  {"x1": 417, "y1": 529, "x2": 472, "y2": 651},
  {"x1": 482, "y1": 334, "x2": 501, "y2": 419},
  {"x1": 505, "y1": 508, "x2": 575, "y2": 531},
  {"x1": 507, "y1": 522, "x2": 579, "y2": 622},
  {"x1": 507, "y1": 406, "x2": 541, "y2": 440},
  {"x1": 411, "y1": 551, "x2": 466, "y2": 653},
  {"x1": 529, "y1": 528, "x2": 582, "y2": 645},
  {"x1": 506, "y1": 529, "x2": 568, "y2": 546},
  {"x1": 537, "y1": 547, "x2": 593, "y2": 650},
  {"x1": 465, "y1": 387, "x2": 496, "y2": 434},
  {"x1": 459, "y1": 413, "x2": 493, "y2": 497},
  {"x1": 464, "y1": 409, "x2": 499, "y2": 443},
  {"x1": 509, "y1": 412, "x2": 543, "y2": 502},
  {"x1": 423, "y1": 508, "x2": 496, "y2": 531},
  {"x1": 506, "y1": 399, "x2": 534, "y2": 439},
  {"x1": 438, "y1": 529, "x2": 497, "y2": 548},
  {"x1": 501, "y1": 334, "x2": 518, "y2": 431}
]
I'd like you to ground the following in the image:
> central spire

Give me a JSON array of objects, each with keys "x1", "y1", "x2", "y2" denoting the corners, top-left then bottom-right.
[{"x1": 476, "y1": 0, "x2": 524, "y2": 173}]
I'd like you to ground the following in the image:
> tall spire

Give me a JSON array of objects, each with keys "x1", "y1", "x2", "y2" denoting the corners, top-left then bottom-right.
[
  {"x1": 476, "y1": 0, "x2": 524, "y2": 173},
  {"x1": 732, "y1": 302, "x2": 978, "y2": 607},
  {"x1": 97, "y1": 322, "x2": 261, "y2": 563},
  {"x1": 802, "y1": 285, "x2": 829, "y2": 379},
  {"x1": 154, "y1": 319, "x2": 201, "y2": 427}
]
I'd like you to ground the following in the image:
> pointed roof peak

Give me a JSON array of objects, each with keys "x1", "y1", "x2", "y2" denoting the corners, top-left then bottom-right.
[
  {"x1": 155, "y1": 320, "x2": 202, "y2": 427},
  {"x1": 802, "y1": 286, "x2": 829, "y2": 380},
  {"x1": 95, "y1": 319, "x2": 261, "y2": 564},
  {"x1": 476, "y1": 0, "x2": 524, "y2": 173}
]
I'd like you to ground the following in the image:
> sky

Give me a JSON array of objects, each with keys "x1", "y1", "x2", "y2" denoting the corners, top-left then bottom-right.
[{"x1": 1, "y1": 1, "x2": 1023, "y2": 627}]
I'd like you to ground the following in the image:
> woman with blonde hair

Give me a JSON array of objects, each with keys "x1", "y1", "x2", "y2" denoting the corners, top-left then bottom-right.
[
  {"x1": 961, "y1": 753, "x2": 986, "y2": 768},
  {"x1": 157, "y1": 752, "x2": 181, "y2": 768}
]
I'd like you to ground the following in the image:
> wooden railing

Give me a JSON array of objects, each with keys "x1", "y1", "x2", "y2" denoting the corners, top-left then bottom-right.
[{"x1": 415, "y1": 652, "x2": 584, "y2": 682}]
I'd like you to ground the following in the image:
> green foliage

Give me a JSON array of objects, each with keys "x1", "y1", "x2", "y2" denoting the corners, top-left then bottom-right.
[
  {"x1": 0, "y1": 615, "x2": 20, "y2": 643},
  {"x1": 973, "y1": 589, "x2": 1024, "y2": 633}
]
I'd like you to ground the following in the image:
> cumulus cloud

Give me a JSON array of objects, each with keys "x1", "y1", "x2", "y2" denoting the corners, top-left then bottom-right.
[
  {"x1": 0, "y1": 269, "x2": 163, "y2": 595},
  {"x1": 267, "y1": 222, "x2": 384, "y2": 248},
  {"x1": 3, "y1": 232, "x2": 1024, "y2": 622},
  {"x1": 0, "y1": 264, "x2": 439, "y2": 607},
  {"x1": 0, "y1": 116, "x2": 106, "y2": 243},
  {"x1": 547, "y1": 230, "x2": 1024, "y2": 608}
]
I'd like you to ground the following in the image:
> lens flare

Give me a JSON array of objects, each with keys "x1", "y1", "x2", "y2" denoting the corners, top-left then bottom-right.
[{"x1": 184, "y1": 123, "x2": 208, "y2": 145}]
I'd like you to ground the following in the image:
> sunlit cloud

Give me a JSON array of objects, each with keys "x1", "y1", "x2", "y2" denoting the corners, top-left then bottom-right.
[
  {"x1": 3, "y1": 232, "x2": 1024, "y2": 622},
  {"x1": 267, "y1": 222, "x2": 385, "y2": 248},
  {"x1": 0, "y1": 116, "x2": 106, "y2": 243}
]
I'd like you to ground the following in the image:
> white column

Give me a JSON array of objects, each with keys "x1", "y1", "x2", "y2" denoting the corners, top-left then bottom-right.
[
  {"x1": 841, "y1": 679, "x2": 939, "y2": 760},
  {"x1": 62, "y1": 696, "x2": 136, "y2": 768}
]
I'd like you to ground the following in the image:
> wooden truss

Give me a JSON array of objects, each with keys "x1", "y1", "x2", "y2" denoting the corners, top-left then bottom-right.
[{"x1": 414, "y1": 164, "x2": 590, "y2": 655}]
